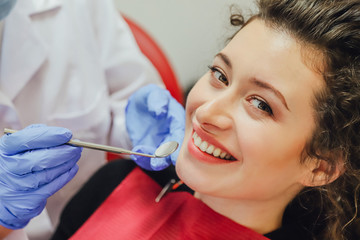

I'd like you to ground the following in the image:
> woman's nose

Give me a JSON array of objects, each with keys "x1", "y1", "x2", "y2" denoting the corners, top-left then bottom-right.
[{"x1": 195, "y1": 95, "x2": 233, "y2": 133}]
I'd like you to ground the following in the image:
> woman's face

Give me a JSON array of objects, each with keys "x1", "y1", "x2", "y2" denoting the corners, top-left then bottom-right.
[{"x1": 176, "y1": 19, "x2": 325, "y2": 205}]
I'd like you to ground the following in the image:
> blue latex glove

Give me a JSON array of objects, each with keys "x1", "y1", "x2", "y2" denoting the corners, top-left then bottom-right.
[
  {"x1": 0, "y1": 124, "x2": 82, "y2": 230},
  {"x1": 126, "y1": 84, "x2": 185, "y2": 171}
]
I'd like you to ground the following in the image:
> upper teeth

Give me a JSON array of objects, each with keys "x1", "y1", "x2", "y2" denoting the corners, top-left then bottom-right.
[{"x1": 192, "y1": 132, "x2": 232, "y2": 160}]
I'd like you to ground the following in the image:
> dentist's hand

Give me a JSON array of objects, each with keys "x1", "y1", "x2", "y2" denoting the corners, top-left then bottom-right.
[
  {"x1": 126, "y1": 84, "x2": 185, "y2": 171},
  {"x1": 0, "y1": 124, "x2": 82, "y2": 230}
]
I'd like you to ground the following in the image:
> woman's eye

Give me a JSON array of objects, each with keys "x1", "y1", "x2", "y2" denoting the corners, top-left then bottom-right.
[
  {"x1": 249, "y1": 97, "x2": 273, "y2": 115},
  {"x1": 208, "y1": 65, "x2": 228, "y2": 86}
]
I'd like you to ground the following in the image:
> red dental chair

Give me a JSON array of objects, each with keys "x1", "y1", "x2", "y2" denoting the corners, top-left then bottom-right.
[{"x1": 123, "y1": 16, "x2": 183, "y2": 104}]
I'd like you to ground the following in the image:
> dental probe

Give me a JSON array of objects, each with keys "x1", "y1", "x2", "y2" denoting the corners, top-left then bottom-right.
[{"x1": 3, "y1": 128, "x2": 179, "y2": 158}]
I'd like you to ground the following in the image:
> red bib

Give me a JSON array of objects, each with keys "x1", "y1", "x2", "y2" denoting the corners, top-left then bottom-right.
[{"x1": 71, "y1": 167, "x2": 270, "y2": 240}]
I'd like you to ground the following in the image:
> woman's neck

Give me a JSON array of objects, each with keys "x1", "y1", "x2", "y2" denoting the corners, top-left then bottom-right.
[{"x1": 194, "y1": 191, "x2": 294, "y2": 235}]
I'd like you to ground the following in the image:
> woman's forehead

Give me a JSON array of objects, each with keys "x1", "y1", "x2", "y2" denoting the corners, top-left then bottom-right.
[
  {"x1": 236, "y1": 19, "x2": 326, "y2": 73},
  {"x1": 225, "y1": 20, "x2": 325, "y2": 80}
]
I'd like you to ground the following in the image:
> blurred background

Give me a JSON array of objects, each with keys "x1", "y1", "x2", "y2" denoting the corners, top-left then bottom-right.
[{"x1": 114, "y1": 0, "x2": 257, "y2": 94}]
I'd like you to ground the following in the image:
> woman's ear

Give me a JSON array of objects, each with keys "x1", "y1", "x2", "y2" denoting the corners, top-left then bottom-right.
[{"x1": 301, "y1": 158, "x2": 344, "y2": 187}]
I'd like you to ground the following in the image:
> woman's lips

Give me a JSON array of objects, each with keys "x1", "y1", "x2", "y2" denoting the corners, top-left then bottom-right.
[
  {"x1": 192, "y1": 124, "x2": 232, "y2": 155},
  {"x1": 187, "y1": 129, "x2": 237, "y2": 164},
  {"x1": 192, "y1": 132, "x2": 233, "y2": 159}
]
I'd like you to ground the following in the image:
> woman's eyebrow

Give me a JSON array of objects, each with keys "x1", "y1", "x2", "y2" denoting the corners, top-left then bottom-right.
[
  {"x1": 251, "y1": 78, "x2": 290, "y2": 111},
  {"x1": 215, "y1": 52, "x2": 232, "y2": 68},
  {"x1": 215, "y1": 52, "x2": 289, "y2": 111}
]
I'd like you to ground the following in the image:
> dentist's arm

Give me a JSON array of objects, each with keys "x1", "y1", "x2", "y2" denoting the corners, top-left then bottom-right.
[{"x1": 0, "y1": 124, "x2": 82, "y2": 230}]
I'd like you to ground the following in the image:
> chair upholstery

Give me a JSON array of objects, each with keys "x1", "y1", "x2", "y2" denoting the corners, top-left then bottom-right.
[{"x1": 123, "y1": 15, "x2": 184, "y2": 104}]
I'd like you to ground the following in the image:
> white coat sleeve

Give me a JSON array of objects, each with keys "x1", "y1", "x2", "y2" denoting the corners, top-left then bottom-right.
[{"x1": 89, "y1": 0, "x2": 163, "y2": 149}]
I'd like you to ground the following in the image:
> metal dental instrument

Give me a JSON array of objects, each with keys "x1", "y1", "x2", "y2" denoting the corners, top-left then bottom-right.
[
  {"x1": 155, "y1": 179, "x2": 176, "y2": 203},
  {"x1": 155, "y1": 179, "x2": 184, "y2": 203},
  {"x1": 3, "y1": 128, "x2": 179, "y2": 158}
]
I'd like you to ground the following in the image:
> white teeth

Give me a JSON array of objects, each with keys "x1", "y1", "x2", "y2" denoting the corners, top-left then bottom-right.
[
  {"x1": 192, "y1": 132, "x2": 233, "y2": 160},
  {"x1": 199, "y1": 141, "x2": 208, "y2": 151},
  {"x1": 194, "y1": 135, "x2": 201, "y2": 147},
  {"x1": 206, "y1": 145, "x2": 214, "y2": 154},
  {"x1": 213, "y1": 148, "x2": 221, "y2": 157}
]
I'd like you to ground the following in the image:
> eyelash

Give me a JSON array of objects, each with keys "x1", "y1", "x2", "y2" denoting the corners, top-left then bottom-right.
[
  {"x1": 208, "y1": 65, "x2": 228, "y2": 86},
  {"x1": 207, "y1": 65, "x2": 273, "y2": 116},
  {"x1": 248, "y1": 96, "x2": 273, "y2": 116}
]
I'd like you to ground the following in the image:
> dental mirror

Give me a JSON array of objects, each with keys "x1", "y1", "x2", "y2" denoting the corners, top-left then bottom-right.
[
  {"x1": 154, "y1": 141, "x2": 179, "y2": 158},
  {"x1": 3, "y1": 128, "x2": 179, "y2": 158}
]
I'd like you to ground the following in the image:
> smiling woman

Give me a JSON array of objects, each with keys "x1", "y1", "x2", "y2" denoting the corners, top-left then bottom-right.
[
  {"x1": 52, "y1": 1, "x2": 360, "y2": 239},
  {"x1": 176, "y1": 1, "x2": 360, "y2": 239},
  {"x1": 176, "y1": 17, "x2": 327, "y2": 235}
]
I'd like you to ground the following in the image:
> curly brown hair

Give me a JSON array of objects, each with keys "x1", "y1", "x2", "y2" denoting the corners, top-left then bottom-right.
[{"x1": 230, "y1": 0, "x2": 360, "y2": 239}]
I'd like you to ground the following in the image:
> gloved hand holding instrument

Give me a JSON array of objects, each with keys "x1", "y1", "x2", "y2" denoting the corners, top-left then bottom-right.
[
  {"x1": 0, "y1": 84, "x2": 185, "y2": 229},
  {"x1": 126, "y1": 84, "x2": 185, "y2": 171},
  {"x1": 0, "y1": 122, "x2": 180, "y2": 230},
  {"x1": 0, "y1": 124, "x2": 82, "y2": 230}
]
